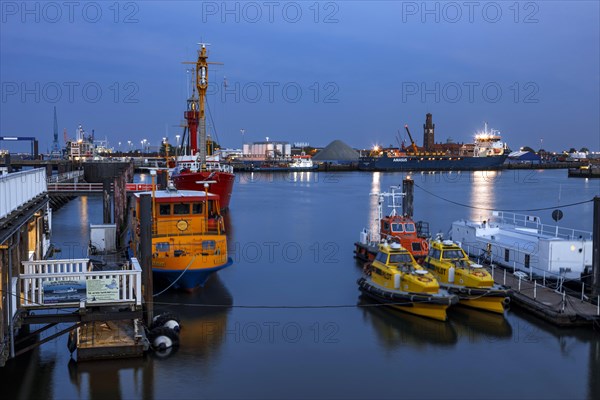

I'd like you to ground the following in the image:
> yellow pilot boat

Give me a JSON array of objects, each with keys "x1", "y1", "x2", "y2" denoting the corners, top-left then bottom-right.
[
  {"x1": 358, "y1": 242, "x2": 458, "y2": 321},
  {"x1": 423, "y1": 240, "x2": 511, "y2": 314}
]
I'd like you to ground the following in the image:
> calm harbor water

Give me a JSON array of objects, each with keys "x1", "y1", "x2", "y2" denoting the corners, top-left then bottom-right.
[{"x1": 1, "y1": 170, "x2": 599, "y2": 399}]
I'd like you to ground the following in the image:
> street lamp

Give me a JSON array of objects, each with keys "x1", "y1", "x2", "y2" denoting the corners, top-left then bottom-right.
[
  {"x1": 240, "y1": 129, "x2": 245, "y2": 155},
  {"x1": 175, "y1": 134, "x2": 180, "y2": 157}
]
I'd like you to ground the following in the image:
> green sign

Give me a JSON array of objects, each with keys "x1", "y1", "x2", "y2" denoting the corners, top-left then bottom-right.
[{"x1": 86, "y1": 278, "x2": 119, "y2": 303}]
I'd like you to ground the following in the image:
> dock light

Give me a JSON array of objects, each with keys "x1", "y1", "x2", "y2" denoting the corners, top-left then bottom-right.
[
  {"x1": 373, "y1": 145, "x2": 380, "y2": 152},
  {"x1": 570, "y1": 245, "x2": 576, "y2": 252}
]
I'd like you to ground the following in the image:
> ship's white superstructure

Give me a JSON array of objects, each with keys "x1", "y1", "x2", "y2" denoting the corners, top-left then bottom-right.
[{"x1": 451, "y1": 211, "x2": 592, "y2": 281}]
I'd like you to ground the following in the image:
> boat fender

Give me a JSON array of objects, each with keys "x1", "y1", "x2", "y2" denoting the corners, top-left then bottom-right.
[
  {"x1": 448, "y1": 266, "x2": 455, "y2": 283},
  {"x1": 148, "y1": 326, "x2": 180, "y2": 352},
  {"x1": 502, "y1": 297, "x2": 511, "y2": 306},
  {"x1": 394, "y1": 273, "x2": 401, "y2": 289},
  {"x1": 151, "y1": 313, "x2": 181, "y2": 333}
]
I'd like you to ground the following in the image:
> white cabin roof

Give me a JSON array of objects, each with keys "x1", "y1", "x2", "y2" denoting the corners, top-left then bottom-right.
[{"x1": 133, "y1": 190, "x2": 217, "y2": 199}]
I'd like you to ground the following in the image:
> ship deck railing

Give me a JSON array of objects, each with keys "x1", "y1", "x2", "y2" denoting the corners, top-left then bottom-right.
[
  {"x1": 490, "y1": 211, "x2": 592, "y2": 240},
  {"x1": 19, "y1": 258, "x2": 142, "y2": 309}
]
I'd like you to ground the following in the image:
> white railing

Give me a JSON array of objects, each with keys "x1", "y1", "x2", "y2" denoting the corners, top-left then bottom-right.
[
  {"x1": 490, "y1": 211, "x2": 592, "y2": 240},
  {"x1": 46, "y1": 182, "x2": 106, "y2": 192},
  {"x1": 0, "y1": 168, "x2": 47, "y2": 220},
  {"x1": 46, "y1": 170, "x2": 84, "y2": 183},
  {"x1": 20, "y1": 258, "x2": 142, "y2": 308}
]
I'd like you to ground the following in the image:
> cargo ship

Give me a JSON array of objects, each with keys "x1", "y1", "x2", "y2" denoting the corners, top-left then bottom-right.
[
  {"x1": 171, "y1": 44, "x2": 235, "y2": 210},
  {"x1": 359, "y1": 114, "x2": 509, "y2": 171}
]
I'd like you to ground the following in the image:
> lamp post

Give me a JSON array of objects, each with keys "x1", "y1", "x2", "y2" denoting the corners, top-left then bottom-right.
[{"x1": 240, "y1": 129, "x2": 245, "y2": 157}]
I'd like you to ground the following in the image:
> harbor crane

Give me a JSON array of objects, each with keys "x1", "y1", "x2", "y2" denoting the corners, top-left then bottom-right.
[{"x1": 404, "y1": 125, "x2": 419, "y2": 154}]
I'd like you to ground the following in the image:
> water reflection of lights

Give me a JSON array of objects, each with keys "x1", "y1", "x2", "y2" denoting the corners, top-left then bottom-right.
[
  {"x1": 291, "y1": 171, "x2": 312, "y2": 183},
  {"x1": 369, "y1": 172, "x2": 381, "y2": 240},
  {"x1": 470, "y1": 171, "x2": 497, "y2": 221}
]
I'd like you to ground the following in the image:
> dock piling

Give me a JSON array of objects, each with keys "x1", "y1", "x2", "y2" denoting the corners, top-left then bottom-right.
[
  {"x1": 503, "y1": 269, "x2": 506, "y2": 286},
  {"x1": 518, "y1": 275, "x2": 522, "y2": 292},
  {"x1": 402, "y1": 178, "x2": 414, "y2": 217},
  {"x1": 592, "y1": 196, "x2": 600, "y2": 298},
  {"x1": 534, "y1": 281, "x2": 537, "y2": 299},
  {"x1": 139, "y1": 194, "x2": 154, "y2": 324},
  {"x1": 103, "y1": 180, "x2": 111, "y2": 224}
]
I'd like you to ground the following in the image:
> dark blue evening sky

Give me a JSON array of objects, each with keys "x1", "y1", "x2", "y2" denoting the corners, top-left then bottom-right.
[{"x1": 1, "y1": 1, "x2": 598, "y2": 152}]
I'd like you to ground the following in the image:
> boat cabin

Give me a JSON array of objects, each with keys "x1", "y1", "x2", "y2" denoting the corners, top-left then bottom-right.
[
  {"x1": 380, "y1": 215, "x2": 429, "y2": 260},
  {"x1": 370, "y1": 243, "x2": 439, "y2": 293},
  {"x1": 134, "y1": 189, "x2": 224, "y2": 237},
  {"x1": 425, "y1": 240, "x2": 493, "y2": 287}
]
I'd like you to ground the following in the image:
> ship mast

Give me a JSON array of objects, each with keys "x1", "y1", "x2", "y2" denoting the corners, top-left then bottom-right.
[{"x1": 182, "y1": 43, "x2": 223, "y2": 167}]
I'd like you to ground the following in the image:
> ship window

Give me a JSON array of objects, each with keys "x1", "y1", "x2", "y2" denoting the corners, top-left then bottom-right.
[
  {"x1": 202, "y1": 240, "x2": 216, "y2": 250},
  {"x1": 173, "y1": 203, "x2": 190, "y2": 215},
  {"x1": 504, "y1": 249, "x2": 510, "y2": 262},
  {"x1": 383, "y1": 222, "x2": 390, "y2": 231},
  {"x1": 375, "y1": 252, "x2": 388, "y2": 264},
  {"x1": 404, "y1": 223, "x2": 415, "y2": 233},
  {"x1": 391, "y1": 223, "x2": 403, "y2": 232},
  {"x1": 442, "y1": 250, "x2": 463, "y2": 259},
  {"x1": 411, "y1": 242, "x2": 422, "y2": 252},
  {"x1": 159, "y1": 204, "x2": 171, "y2": 215},
  {"x1": 429, "y1": 249, "x2": 441, "y2": 259},
  {"x1": 155, "y1": 242, "x2": 170, "y2": 252},
  {"x1": 389, "y1": 253, "x2": 413, "y2": 264},
  {"x1": 192, "y1": 203, "x2": 204, "y2": 214},
  {"x1": 524, "y1": 254, "x2": 530, "y2": 268}
]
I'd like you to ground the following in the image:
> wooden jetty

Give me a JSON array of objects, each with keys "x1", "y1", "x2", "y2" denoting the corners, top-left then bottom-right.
[
  {"x1": 490, "y1": 267, "x2": 599, "y2": 327},
  {"x1": 77, "y1": 320, "x2": 146, "y2": 361}
]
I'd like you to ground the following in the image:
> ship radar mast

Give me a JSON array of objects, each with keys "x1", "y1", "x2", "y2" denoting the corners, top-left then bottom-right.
[{"x1": 182, "y1": 43, "x2": 223, "y2": 167}]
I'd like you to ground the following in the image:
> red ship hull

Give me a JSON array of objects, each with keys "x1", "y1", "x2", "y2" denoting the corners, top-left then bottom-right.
[{"x1": 172, "y1": 171, "x2": 235, "y2": 211}]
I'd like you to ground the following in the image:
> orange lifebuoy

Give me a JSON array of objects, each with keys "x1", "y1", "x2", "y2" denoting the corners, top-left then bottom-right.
[{"x1": 422, "y1": 241, "x2": 429, "y2": 252}]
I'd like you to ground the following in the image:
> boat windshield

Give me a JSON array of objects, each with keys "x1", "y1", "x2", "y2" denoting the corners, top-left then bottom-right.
[
  {"x1": 442, "y1": 250, "x2": 465, "y2": 259},
  {"x1": 388, "y1": 253, "x2": 413, "y2": 264},
  {"x1": 404, "y1": 223, "x2": 415, "y2": 233},
  {"x1": 391, "y1": 223, "x2": 403, "y2": 232}
]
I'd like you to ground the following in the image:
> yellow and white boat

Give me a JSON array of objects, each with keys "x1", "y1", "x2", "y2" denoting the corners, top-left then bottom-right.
[
  {"x1": 358, "y1": 242, "x2": 458, "y2": 321},
  {"x1": 423, "y1": 240, "x2": 511, "y2": 314}
]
